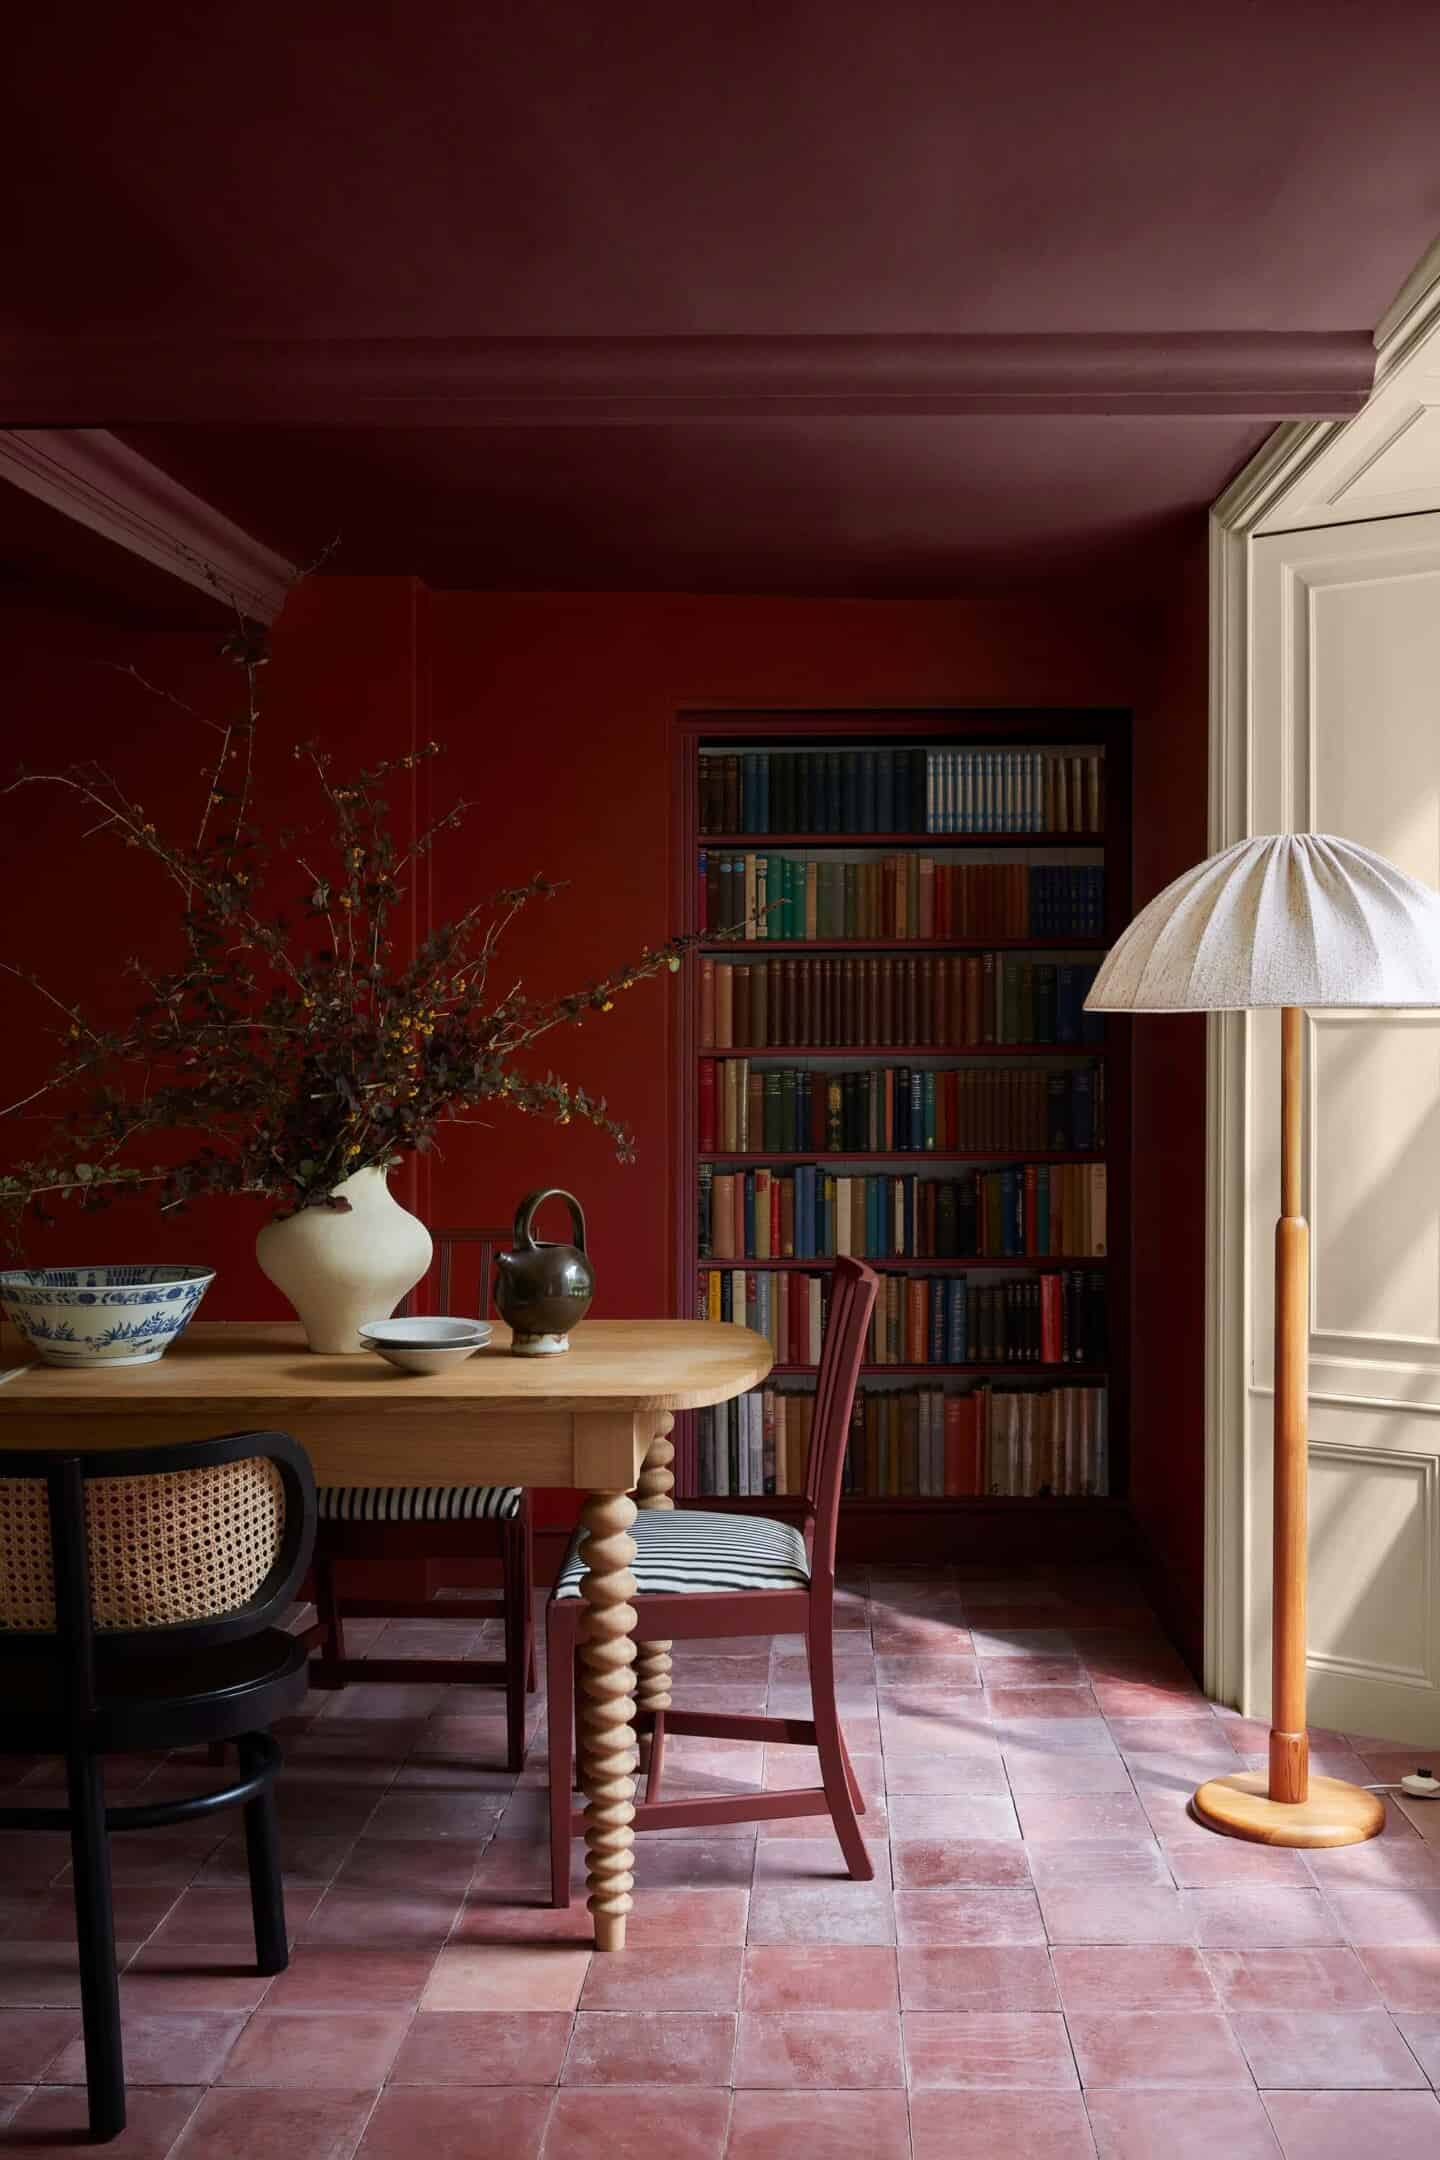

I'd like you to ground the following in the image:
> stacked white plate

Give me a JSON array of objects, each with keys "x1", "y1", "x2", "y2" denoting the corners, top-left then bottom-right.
[{"x1": 358, "y1": 1316, "x2": 492, "y2": 1374}]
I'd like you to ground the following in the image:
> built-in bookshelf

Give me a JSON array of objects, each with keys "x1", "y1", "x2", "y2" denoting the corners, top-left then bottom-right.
[{"x1": 671, "y1": 710, "x2": 1131, "y2": 1560}]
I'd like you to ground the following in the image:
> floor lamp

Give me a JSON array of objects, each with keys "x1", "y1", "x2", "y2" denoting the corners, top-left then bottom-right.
[{"x1": 1087, "y1": 831, "x2": 1440, "y2": 1847}]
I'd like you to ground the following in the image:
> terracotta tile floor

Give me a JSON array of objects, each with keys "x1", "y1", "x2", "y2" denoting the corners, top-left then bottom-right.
[{"x1": 4, "y1": 1564, "x2": 1440, "y2": 2156}]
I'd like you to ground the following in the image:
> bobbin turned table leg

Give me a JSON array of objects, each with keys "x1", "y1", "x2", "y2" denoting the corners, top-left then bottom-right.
[
  {"x1": 576, "y1": 1487, "x2": 639, "y2": 1951},
  {"x1": 635, "y1": 1414, "x2": 674, "y2": 1772}
]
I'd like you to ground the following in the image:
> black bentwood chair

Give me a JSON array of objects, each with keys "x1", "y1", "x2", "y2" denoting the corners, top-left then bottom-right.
[{"x1": 0, "y1": 1429, "x2": 316, "y2": 2143}]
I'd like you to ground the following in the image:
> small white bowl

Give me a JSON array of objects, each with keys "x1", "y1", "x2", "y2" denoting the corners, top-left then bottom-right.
[{"x1": 359, "y1": 1316, "x2": 491, "y2": 1374}]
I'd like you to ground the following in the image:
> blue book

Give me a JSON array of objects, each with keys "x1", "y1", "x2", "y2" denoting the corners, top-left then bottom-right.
[
  {"x1": 923, "y1": 1069, "x2": 936, "y2": 1150},
  {"x1": 928, "y1": 1280, "x2": 945, "y2": 1365},
  {"x1": 859, "y1": 750, "x2": 878, "y2": 834},
  {"x1": 947, "y1": 1277, "x2": 968, "y2": 1362},
  {"x1": 841, "y1": 753, "x2": 860, "y2": 834},
  {"x1": 743, "y1": 1172, "x2": 756, "y2": 1257},
  {"x1": 742, "y1": 753, "x2": 759, "y2": 834},
  {"x1": 902, "y1": 1176, "x2": 915, "y2": 1256},
  {"x1": 1000, "y1": 1168, "x2": 1019, "y2": 1256},
  {"x1": 877, "y1": 748, "x2": 894, "y2": 834},
  {"x1": 1080, "y1": 964, "x2": 1105, "y2": 1046},
  {"x1": 1037, "y1": 1168, "x2": 1051, "y2": 1255},
  {"x1": 756, "y1": 755, "x2": 770, "y2": 835}
]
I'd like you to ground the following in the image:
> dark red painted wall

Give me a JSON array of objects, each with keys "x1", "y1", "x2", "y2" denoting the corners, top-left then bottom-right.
[
  {"x1": 0, "y1": 583, "x2": 429, "y2": 1302},
  {"x1": 1128, "y1": 529, "x2": 1211, "y2": 1669},
  {"x1": 0, "y1": 570, "x2": 1209, "y2": 1646}
]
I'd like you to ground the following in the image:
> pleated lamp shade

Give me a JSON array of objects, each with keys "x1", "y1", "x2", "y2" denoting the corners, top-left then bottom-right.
[{"x1": 1086, "y1": 833, "x2": 1440, "y2": 1013}]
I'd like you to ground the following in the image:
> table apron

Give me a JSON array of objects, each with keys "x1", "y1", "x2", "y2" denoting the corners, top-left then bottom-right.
[{"x1": 0, "y1": 1408, "x2": 649, "y2": 1491}]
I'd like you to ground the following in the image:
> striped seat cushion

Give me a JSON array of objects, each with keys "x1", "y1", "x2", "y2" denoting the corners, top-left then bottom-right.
[
  {"x1": 317, "y1": 1485, "x2": 522, "y2": 1524},
  {"x1": 554, "y1": 1507, "x2": 810, "y2": 1599}
]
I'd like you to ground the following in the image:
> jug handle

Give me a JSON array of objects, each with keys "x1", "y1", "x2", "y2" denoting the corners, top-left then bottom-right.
[{"x1": 512, "y1": 1187, "x2": 587, "y2": 1255}]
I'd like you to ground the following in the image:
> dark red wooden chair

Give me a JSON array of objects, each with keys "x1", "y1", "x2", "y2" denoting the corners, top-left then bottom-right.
[
  {"x1": 546, "y1": 1253, "x2": 879, "y2": 1904},
  {"x1": 298, "y1": 1228, "x2": 535, "y2": 1772}
]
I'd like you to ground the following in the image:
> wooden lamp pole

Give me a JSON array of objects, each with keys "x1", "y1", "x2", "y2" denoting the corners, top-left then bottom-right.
[{"x1": 1193, "y1": 1007, "x2": 1385, "y2": 1847}]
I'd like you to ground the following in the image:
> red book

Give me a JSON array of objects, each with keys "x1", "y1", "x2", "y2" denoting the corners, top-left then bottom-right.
[
  {"x1": 1040, "y1": 1274, "x2": 1062, "y2": 1363},
  {"x1": 698, "y1": 1059, "x2": 717, "y2": 1151},
  {"x1": 906, "y1": 1280, "x2": 926, "y2": 1364},
  {"x1": 943, "y1": 1393, "x2": 963, "y2": 1495},
  {"x1": 699, "y1": 957, "x2": 716, "y2": 1048},
  {"x1": 715, "y1": 965, "x2": 733, "y2": 1048}
]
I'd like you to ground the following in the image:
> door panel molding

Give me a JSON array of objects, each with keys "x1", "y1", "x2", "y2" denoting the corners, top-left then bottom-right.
[{"x1": 1208, "y1": 251, "x2": 1440, "y2": 1722}]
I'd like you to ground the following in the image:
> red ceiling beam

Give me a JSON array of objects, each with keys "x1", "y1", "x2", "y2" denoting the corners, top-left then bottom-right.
[{"x1": 0, "y1": 332, "x2": 1373, "y2": 426}]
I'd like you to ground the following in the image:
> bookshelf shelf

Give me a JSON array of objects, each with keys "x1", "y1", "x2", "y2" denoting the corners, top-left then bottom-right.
[
  {"x1": 703, "y1": 1043, "x2": 1109, "y2": 1060},
  {"x1": 673, "y1": 707, "x2": 1132, "y2": 1551},
  {"x1": 699, "y1": 1149, "x2": 1100, "y2": 1165},
  {"x1": 702, "y1": 938, "x2": 1103, "y2": 954},
  {"x1": 690, "y1": 1492, "x2": 1124, "y2": 1513},
  {"x1": 701, "y1": 832, "x2": 1104, "y2": 850},
  {"x1": 768, "y1": 1362, "x2": 1108, "y2": 1380},
  {"x1": 699, "y1": 1255, "x2": 1107, "y2": 1271}
]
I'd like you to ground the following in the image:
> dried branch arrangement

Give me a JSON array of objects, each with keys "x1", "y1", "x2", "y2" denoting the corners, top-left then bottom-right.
[{"x1": 1, "y1": 619, "x2": 687, "y2": 1233}]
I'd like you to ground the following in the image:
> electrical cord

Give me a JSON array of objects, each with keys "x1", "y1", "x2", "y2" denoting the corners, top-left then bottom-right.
[{"x1": 1362, "y1": 1769, "x2": 1439, "y2": 1799}]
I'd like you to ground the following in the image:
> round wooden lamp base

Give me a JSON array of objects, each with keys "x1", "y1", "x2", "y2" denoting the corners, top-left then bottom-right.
[{"x1": 1192, "y1": 1770, "x2": 1386, "y2": 1848}]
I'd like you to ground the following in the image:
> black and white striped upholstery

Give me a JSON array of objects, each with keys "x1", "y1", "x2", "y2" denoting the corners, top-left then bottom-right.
[
  {"x1": 553, "y1": 1508, "x2": 810, "y2": 1599},
  {"x1": 316, "y1": 1485, "x2": 522, "y2": 1524}
]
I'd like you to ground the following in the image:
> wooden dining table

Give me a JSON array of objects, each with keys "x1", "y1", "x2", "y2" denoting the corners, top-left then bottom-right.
[{"x1": 0, "y1": 1315, "x2": 773, "y2": 1951}]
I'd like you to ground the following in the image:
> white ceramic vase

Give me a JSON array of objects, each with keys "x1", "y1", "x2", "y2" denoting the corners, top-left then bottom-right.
[{"x1": 255, "y1": 1165, "x2": 433, "y2": 1354}]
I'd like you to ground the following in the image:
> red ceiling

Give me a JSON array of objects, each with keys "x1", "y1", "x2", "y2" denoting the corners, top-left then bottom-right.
[{"x1": 5, "y1": 2, "x2": 1440, "y2": 597}]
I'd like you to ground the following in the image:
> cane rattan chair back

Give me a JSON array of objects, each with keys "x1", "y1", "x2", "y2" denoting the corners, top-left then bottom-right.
[{"x1": 2, "y1": 1452, "x2": 292, "y2": 1637}]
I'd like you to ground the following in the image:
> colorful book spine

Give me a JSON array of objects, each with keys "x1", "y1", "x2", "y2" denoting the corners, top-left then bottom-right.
[
  {"x1": 692, "y1": 1379, "x2": 1108, "y2": 1497},
  {"x1": 697, "y1": 749, "x2": 1105, "y2": 839},
  {"x1": 700, "y1": 854, "x2": 1104, "y2": 941},
  {"x1": 698, "y1": 956, "x2": 1103, "y2": 1049},
  {"x1": 695, "y1": 1266, "x2": 1104, "y2": 1365},
  {"x1": 699, "y1": 1065, "x2": 1104, "y2": 1158}
]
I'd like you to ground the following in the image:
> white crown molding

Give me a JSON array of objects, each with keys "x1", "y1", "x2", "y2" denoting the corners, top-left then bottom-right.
[
  {"x1": 1210, "y1": 418, "x2": 1343, "y2": 537},
  {"x1": 1373, "y1": 228, "x2": 1440, "y2": 381},
  {"x1": 0, "y1": 427, "x2": 295, "y2": 622}
]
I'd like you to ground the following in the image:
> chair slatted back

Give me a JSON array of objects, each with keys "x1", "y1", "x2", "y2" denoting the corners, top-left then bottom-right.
[
  {"x1": 398, "y1": 1227, "x2": 508, "y2": 1323},
  {"x1": 803, "y1": 1256, "x2": 879, "y2": 1590}
]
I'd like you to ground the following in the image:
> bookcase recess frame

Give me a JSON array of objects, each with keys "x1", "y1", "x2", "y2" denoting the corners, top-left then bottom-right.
[{"x1": 670, "y1": 707, "x2": 1133, "y2": 1564}]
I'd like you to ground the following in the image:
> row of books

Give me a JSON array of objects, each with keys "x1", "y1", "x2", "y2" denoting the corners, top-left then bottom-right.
[
  {"x1": 699, "y1": 1265, "x2": 1106, "y2": 1368},
  {"x1": 700, "y1": 954, "x2": 1105, "y2": 1051},
  {"x1": 692, "y1": 1381, "x2": 1110, "y2": 1498},
  {"x1": 701, "y1": 853, "x2": 1105, "y2": 941},
  {"x1": 701, "y1": 1060, "x2": 1103, "y2": 1157},
  {"x1": 700, "y1": 1162, "x2": 1108, "y2": 1262},
  {"x1": 698, "y1": 748, "x2": 1105, "y2": 838}
]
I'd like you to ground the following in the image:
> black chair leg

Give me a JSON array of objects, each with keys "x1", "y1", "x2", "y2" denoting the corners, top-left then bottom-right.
[
  {"x1": 237, "y1": 1736, "x2": 288, "y2": 1975},
  {"x1": 309, "y1": 1544, "x2": 347, "y2": 1689},
  {"x1": 65, "y1": 1749, "x2": 124, "y2": 2143}
]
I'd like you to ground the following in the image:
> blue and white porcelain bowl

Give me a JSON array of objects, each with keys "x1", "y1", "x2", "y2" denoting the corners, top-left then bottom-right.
[{"x1": 0, "y1": 1264, "x2": 216, "y2": 1367}]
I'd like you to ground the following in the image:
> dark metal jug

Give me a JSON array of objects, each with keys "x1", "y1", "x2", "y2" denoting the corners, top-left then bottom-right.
[{"x1": 493, "y1": 1188, "x2": 594, "y2": 1355}]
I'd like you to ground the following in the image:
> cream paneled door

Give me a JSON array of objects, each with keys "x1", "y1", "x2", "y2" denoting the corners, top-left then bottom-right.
[{"x1": 1248, "y1": 512, "x2": 1440, "y2": 1745}]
